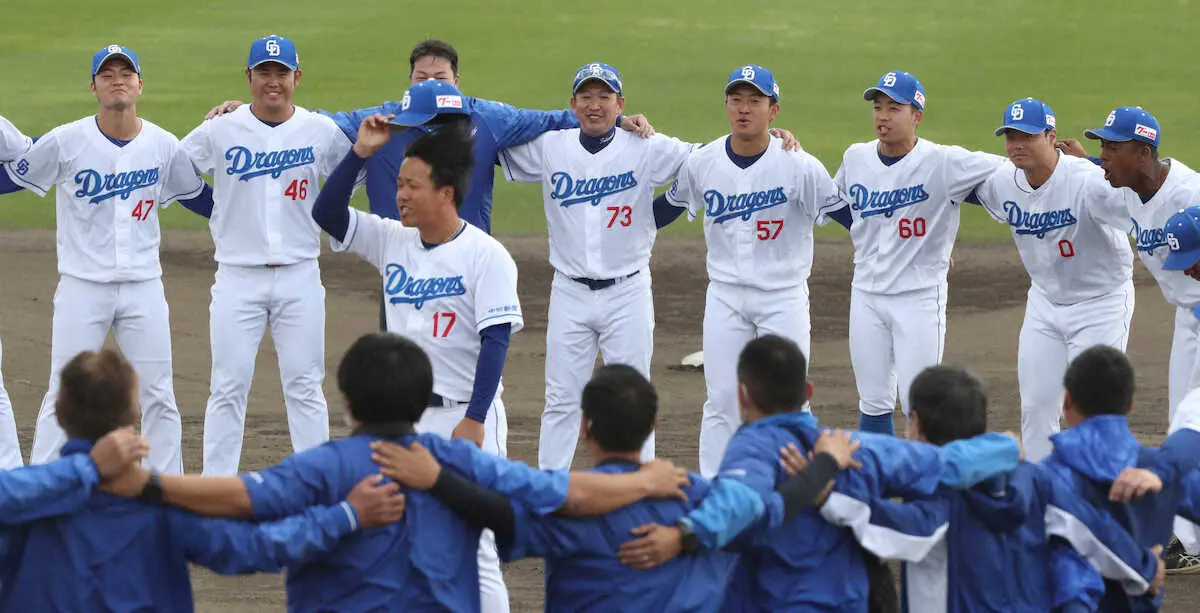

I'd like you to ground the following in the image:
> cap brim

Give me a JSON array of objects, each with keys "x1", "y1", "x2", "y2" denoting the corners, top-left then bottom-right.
[
  {"x1": 94, "y1": 53, "x2": 140, "y2": 76},
  {"x1": 725, "y1": 78, "x2": 775, "y2": 99},
  {"x1": 1083, "y1": 128, "x2": 1131, "y2": 142},
  {"x1": 994, "y1": 124, "x2": 1046, "y2": 137},
  {"x1": 573, "y1": 77, "x2": 619, "y2": 94},
  {"x1": 387, "y1": 111, "x2": 439, "y2": 128},
  {"x1": 862, "y1": 87, "x2": 911, "y2": 105},
  {"x1": 1164, "y1": 248, "x2": 1200, "y2": 270},
  {"x1": 249, "y1": 59, "x2": 298, "y2": 71}
]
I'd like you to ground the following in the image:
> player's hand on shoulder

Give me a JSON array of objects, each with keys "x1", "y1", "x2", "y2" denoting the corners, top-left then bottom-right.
[
  {"x1": 617, "y1": 523, "x2": 682, "y2": 570},
  {"x1": 769, "y1": 128, "x2": 802, "y2": 152},
  {"x1": 1055, "y1": 138, "x2": 1090, "y2": 159},
  {"x1": 98, "y1": 463, "x2": 151, "y2": 498},
  {"x1": 346, "y1": 474, "x2": 406, "y2": 529},
  {"x1": 370, "y1": 439, "x2": 441, "y2": 490},
  {"x1": 352, "y1": 114, "x2": 396, "y2": 159},
  {"x1": 205, "y1": 100, "x2": 245, "y2": 120},
  {"x1": 811, "y1": 430, "x2": 863, "y2": 470},
  {"x1": 90, "y1": 426, "x2": 150, "y2": 479},
  {"x1": 1108, "y1": 467, "x2": 1163, "y2": 503},
  {"x1": 451, "y1": 417, "x2": 484, "y2": 448},
  {"x1": 637, "y1": 459, "x2": 690, "y2": 501},
  {"x1": 619, "y1": 113, "x2": 655, "y2": 138},
  {"x1": 1184, "y1": 259, "x2": 1200, "y2": 282}
]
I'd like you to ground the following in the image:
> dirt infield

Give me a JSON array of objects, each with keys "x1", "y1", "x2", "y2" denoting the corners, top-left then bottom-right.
[{"x1": 0, "y1": 229, "x2": 1194, "y2": 611}]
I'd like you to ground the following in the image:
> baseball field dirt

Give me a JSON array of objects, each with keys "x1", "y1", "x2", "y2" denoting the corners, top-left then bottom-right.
[{"x1": 0, "y1": 229, "x2": 1193, "y2": 611}]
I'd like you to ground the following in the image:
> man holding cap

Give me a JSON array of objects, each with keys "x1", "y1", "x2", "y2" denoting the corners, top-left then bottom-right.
[
  {"x1": 661, "y1": 64, "x2": 837, "y2": 477},
  {"x1": 180, "y1": 34, "x2": 358, "y2": 476},
  {"x1": 968, "y1": 97, "x2": 1135, "y2": 461},
  {"x1": 819, "y1": 70, "x2": 1005, "y2": 436},
  {"x1": 0, "y1": 44, "x2": 210, "y2": 473},
  {"x1": 496, "y1": 62, "x2": 696, "y2": 471}
]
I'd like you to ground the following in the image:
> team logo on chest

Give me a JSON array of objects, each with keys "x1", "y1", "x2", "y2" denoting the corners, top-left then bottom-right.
[
  {"x1": 549, "y1": 170, "x2": 638, "y2": 207},
  {"x1": 224, "y1": 145, "x2": 316, "y2": 181},
  {"x1": 73, "y1": 167, "x2": 160, "y2": 204},
  {"x1": 384, "y1": 264, "x2": 466, "y2": 309},
  {"x1": 1131, "y1": 218, "x2": 1169, "y2": 254},
  {"x1": 848, "y1": 183, "x2": 929, "y2": 218},
  {"x1": 1002, "y1": 201, "x2": 1077, "y2": 239},
  {"x1": 703, "y1": 187, "x2": 787, "y2": 223}
]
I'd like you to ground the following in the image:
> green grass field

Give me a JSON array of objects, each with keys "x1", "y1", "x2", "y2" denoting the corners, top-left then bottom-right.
[{"x1": 2, "y1": 0, "x2": 1197, "y2": 239}]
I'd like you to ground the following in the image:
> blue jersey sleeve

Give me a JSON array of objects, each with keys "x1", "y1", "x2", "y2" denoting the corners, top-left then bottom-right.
[
  {"x1": 428, "y1": 437, "x2": 569, "y2": 515},
  {"x1": 1178, "y1": 469, "x2": 1200, "y2": 523},
  {"x1": 1148, "y1": 429, "x2": 1200, "y2": 484},
  {"x1": 501, "y1": 502, "x2": 567, "y2": 562},
  {"x1": 475, "y1": 98, "x2": 579, "y2": 151},
  {"x1": 937, "y1": 433, "x2": 1023, "y2": 489},
  {"x1": 0, "y1": 454, "x2": 100, "y2": 525},
  {"x1": 172, "y1": 502, "x2": 358, "y2": 574},
  {"x1": 1050, "y1": 540, "x2": 1105, "y2": 613},
  {"x1": 686, "y1": 478, "x2": 767, "y2": 551},
  {"x1": 240, "y1": 445, "x2": 338, "y2": 520},
  {"x1": 317, "y1": 105, "x2": 388, "y2": 143}
]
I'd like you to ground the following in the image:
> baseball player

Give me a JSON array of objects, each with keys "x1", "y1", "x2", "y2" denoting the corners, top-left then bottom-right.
[
  {"x1": 311, "y1": 101, "x2": 522, "y2": 612},
  {"x1": 662, "y1": 65, "x2": 839, "y2": 478},
  {"x1": 0, "y1": 45, "x2": 210, "y2": 474},
  {"x1": 497, "y1": 62, "x2": 694, "y2": 470},
  {"x1": 180, "y1": 35, "x2": 353, "y2": 476},
  {"x1": 819, "y1": 70, "x2": 1005, "y2": 435},
  {"x1": 0, "y1": 113, "x2": 32, "y2": 468},
  {"x1": 969, "y1": 98, "x2": 1135, "y2": 462}
]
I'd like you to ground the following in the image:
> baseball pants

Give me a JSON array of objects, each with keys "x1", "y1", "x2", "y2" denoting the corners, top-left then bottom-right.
[
  {"x1": 201, "y1": 260, "x2": 329, "y2": 476},
  {"x1": 1168, "y1": 305, "x2": 1200, "y2": 424},
  {"x1": 698, "y1": 280, "x2": 811, "y2": 479},
  {"x1": 0, "y1": 334, "x2": 20, "y2": 469},
  {"x1": 1170, "y1": 388, "x2": 1200, "y2": 556},
  {"x1": 30, "y1": 275, "x2": 183, "y2": 474},
  {"x1": 417, "y1": 396, "x2": 510, "y2": 613},
  {"x1": 539, "y1": 269, "x2": 654, "y2": 471},
  {"x1": 1018, "y1": 282, "x2": 1134, "y2": 462},
  {"x1": 849, "y1": 283, "x2": 947, "y2": 420}
]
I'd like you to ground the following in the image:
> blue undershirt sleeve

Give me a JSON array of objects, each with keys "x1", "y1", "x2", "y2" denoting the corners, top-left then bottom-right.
[
  {"x1": 465, "y1": 323, "x2": 511, "y2": 422},
  {"x1": 827, "y1": 206, "x2": 853, "y2": 230},
  {"x1": 179, "y1": 184, "x2": 214, "y2": 218},
  {"x1": 653, "y1": 193, "x2": 685, "y2": 228},
  {"x1": 311, "y1": 150, "x2": 367, "y2": 242},
  {"x1": 0, "y1": 166, "x2": 24, "y2": 195}
]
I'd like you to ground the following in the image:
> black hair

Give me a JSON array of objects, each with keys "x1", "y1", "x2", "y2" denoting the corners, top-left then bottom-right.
[
  {"x1": 56, "y1": 349, "x2": 138, "y2": 441},
  {"x1": 337, "y1": 332, "x2": 432, "y2": 424},
  {"x1": 737, "y1": 335, "x2": 807, "y2": 415},
  {"x1": 1063, "y1": 345, "x2": 1135, "y2": 417},
  {"x1": 404, "y1": 122, "x2": 474, "y2": 208},
  {"x1": 409, "y1": 39, "x2": 459, "y2": 75},
  {"x1": 581, "y1": 364, "x2": 657, "y2": 453},
  {"x1": 908, "y1": 365, "x2": 988, "y2": 446}
]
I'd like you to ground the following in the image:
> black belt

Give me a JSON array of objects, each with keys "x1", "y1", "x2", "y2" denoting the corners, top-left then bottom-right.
[
  {"x1": 428, "y1": 393, "x2": 463, "y2": 407},
  {"x1": 570, "y1": 270, "x2": 640, "y2": 291}
]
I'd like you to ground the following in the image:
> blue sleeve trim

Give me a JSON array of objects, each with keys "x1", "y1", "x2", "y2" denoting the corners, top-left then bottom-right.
[
  {"x1": 1089, "y1": 156, "x2": 1102, "y2": 166},
  {"x1": 465, "y1": 323, "x2": 511, "y2": 422},
  {"x1": 179, "y1": 184, "x2": 214, "y2": 218},
  {"x1": 312, "y1": 150, "x2": 367, "y2": 242}
]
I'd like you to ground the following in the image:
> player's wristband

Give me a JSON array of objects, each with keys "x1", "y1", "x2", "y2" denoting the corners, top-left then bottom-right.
[
  {"x1": 139, "y1": 471, "x2": 165, "y2": 504},
  {"x1": 616, "y1": 114, "x2": 625, "y2": 128}
]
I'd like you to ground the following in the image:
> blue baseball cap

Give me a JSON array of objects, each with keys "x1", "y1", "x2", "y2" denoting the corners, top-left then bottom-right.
[
  {"x1": 863, "y1": 71, "x2": 925, "y2": 110},
  {"x1": 994, "y1": 97, "x2": 1056, "y2": 136},
  {"x1": 1163, "y1": 207, "x2": 1200, "y2": 270},
  {"x1": 91, "y1": 44, "x2": 140, "y2": 77},
  {"x1": 247, "y1": 35, "x2": 299, "y2": 71},
  {"x1": 389, "y1": 80, "x2": 469, "y2": 127},
  {"x1": 1084, "y1": 106, "x2": 1160, "y2": 148},
  {"x1": 725, "y1": 65, "x2": 780, "y2": 101},
  {"x1": 572, "y1": 62, "x2": 622, "y2": 95}
]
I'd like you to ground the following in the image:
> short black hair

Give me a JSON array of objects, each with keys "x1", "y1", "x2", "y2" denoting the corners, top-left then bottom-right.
[
  {"x1": 737, "y1": 335, "x2": 807, "y2": 415},
  {"x1": 56, "y1": 349, "x2": 138, "y2": 441},
  {"x1": 908, "y1": 365, "x2": 988, "y2": 446},
  {"x1": 1064, "y1": 345, "x2": 1135, "y2": 417},
  {"x1": 409, "y1": 39, "x2": 459, "y2": 75},
  {"x1": 404, "y1": 122, "x2": 474, "y2": 208},
  {"x1": 581, "y1": 364, "x2": 657, "y2": 453},
  {"x1": 337, "y1": 332, "x2": 432, "y2": 424}
]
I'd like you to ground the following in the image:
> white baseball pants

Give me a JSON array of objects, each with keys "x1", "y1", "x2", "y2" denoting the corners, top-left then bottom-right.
[
  {"x1": 1019, "y1": 282, "x2": 1134, "y2": 462},
  {"x1": 538, "y1": 269, "x2": 654, "y2": 471},
  {"x1": 698, "y1": 281, "x2": 811, "y2": 479},
  {"x1": 849, "y1": 283, "x2": 947, "y2": 419},
  {"x1": 201, "y1": 260, "x2": 329, "y2": 476},
  {"x1": 30, "y1": 275, "x2": 183, "y2": 474},
  {"x1": 416, "y1": 396, "x2": 510, "y2": 613},
  {"x1": 0, "y1": 335, "x2": 21, "y2": 469}
]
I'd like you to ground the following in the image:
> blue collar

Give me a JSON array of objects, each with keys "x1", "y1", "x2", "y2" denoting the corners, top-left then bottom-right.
[
  {"x1": 61, "y1": 438, "x2": 95, "y2": 457},
  {"x1": 94, "y1": 116, "x2": 132, "y2": 148},
  {"x1": 579, "y1": 126, "x2": 617, "y2": 154},
  {"x1": 877, "y1": 151, "x2": 906, "y2": 166},
  {"x1": 725, "y1": 136, "x2": 768, "y2": 169}
]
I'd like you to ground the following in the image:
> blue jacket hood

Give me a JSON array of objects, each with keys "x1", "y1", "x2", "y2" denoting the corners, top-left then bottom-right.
[
  {"x1": 959, "y1": 472, "x2": 1029, "y2": 533},
  {"x1": 1048, "y1": 415, "x2": 1139, "y2": 482}
]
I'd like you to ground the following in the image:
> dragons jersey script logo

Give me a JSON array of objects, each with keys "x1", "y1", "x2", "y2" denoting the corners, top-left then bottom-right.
[
  {"x1": 385, "y1": 264, "x2": 466, "y2": 310},
  {"x1": 848, "y1": 183, "x2": 929, "y2": 218},
  {"x1": 224, "y1": 146, "x2": 316, "y2": 181},
  {"x1": 1002, "y1": 201, "x2": 1077, "y2": 239},
  {"x1": 703, "y1": 187, "x2": 787, "y2": 223},
  {"x1": 73, "y1": 168, "x2": 159, "y2": 204},
  {"x1": 549, "y1": 171, "x2": 637, "y2": 207},
  {"x1": 1132, "y1": 218, "x2": 1169, "y2": 254}
]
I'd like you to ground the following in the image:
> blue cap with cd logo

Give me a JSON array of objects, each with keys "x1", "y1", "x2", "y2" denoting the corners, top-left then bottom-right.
[
  {"x1": 389, "y1": 80, "x2": 469, "y2": 127},
  {"x1": 863, "y1": 70, "x2": 925, "y2": 110},
  {"x1": 92, "y1": 44, "x2": 141, "y2": 77},
  {"x1": 725, "y1": 65, "x2": 779, "y2": 101},
  {"x1": 248, "y1": 35, "x2": 299, "y2": 71},
  {"x1": 1084, "y1": 106, "x2": 1160, "y2": 148},
  {"x1": 994, "y1": 97, "x2": 1056, "y2": 136},
  {"x1": 572, "y1": 62, "x2": 622, "y2": 95}
]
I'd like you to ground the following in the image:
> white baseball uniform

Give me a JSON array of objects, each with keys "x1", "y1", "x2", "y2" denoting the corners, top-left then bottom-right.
[
  {"x1": 823, "y1": 138, "x2": 1004, "y2": 418},
  {"x1": 181, "y1": 104, "x2": 350, "y2": 476},
  {"x1": 973, "y1": 153, "x2": 1135, "y2": 461},
  {"x1": 6, "y1": 116, "x2": 204, "y2": 474},
  {"x1": 333, "y1": 208, "x2": 523, "y2": 613},
  {"x1": 499, "y1": 129, "x2": 692, "y2": 470},
  {"x1": 666, "y1": 135, "x2": 837, "y2": 478},
  {"x1": 0, "y1": 114, "x2": 33, "y2": 469}
]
